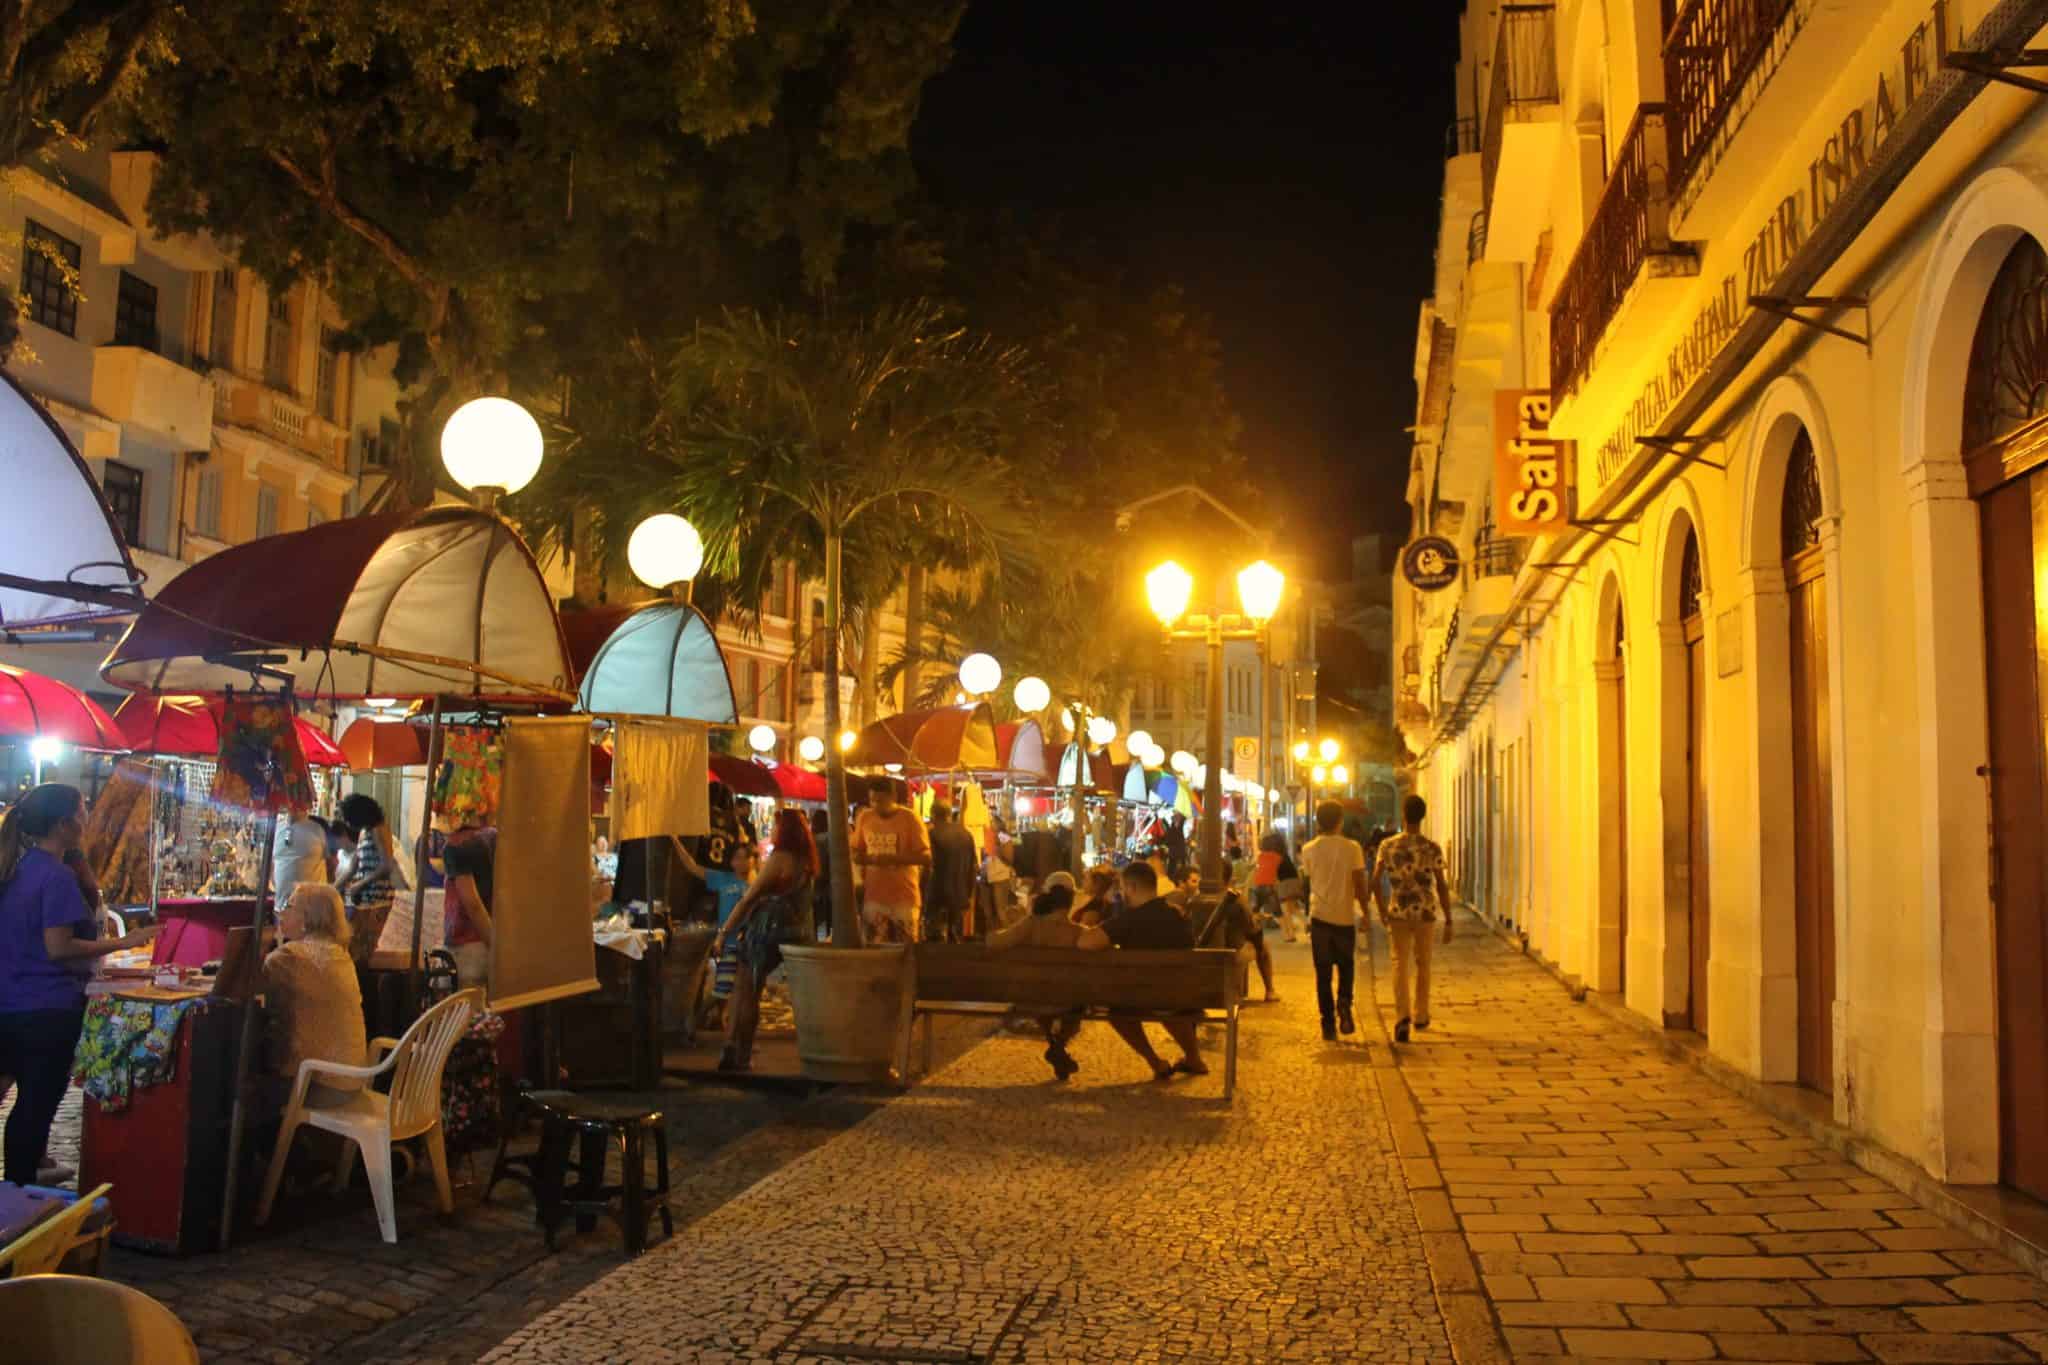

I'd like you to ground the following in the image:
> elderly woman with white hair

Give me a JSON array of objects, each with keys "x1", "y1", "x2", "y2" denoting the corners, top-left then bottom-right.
[{"x1": 262, "y1": 883, "x2": 367, "y2": 1108}]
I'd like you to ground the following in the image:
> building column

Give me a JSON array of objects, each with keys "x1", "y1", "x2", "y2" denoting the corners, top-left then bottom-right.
[{"x1": 1592, "y1": 657, "x2": 1626, "y2": 994}]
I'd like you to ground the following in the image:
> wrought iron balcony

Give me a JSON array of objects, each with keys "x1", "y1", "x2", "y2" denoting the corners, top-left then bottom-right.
[
  {"x1": 1549, "y1": 107, "x2": 1693, "y2": 402},
  {"x1": 1480, "y1": 5, "x2": 1561, "y2": 215},
  {"x1": 1467, "y1": 210, "x2": 1490, "y2": 269},
  {"x1": 1446, "y1": 117, "x2": 1479, "y2": 159},
  {"x1": 1664, "y1": 0, "x2": 1798, "y2": 195},
  {"x1": 1472, "y1": 535, "x2": 1527, "y2": 580}
]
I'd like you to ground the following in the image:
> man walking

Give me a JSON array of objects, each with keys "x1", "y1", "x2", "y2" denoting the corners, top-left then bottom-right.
[
  {"x1": 925, "y1": 801, "x2": 977, "y2": 943},
  {"x1": 1300, "y1": 800, "x2": 1371, "y2": 1041},
  {"x1": 1372, "y1": 794, "x2": 1453, "y2": 1043},
  {"x1": 851, "y1": 776, "x2": 932, "y2": 944}
]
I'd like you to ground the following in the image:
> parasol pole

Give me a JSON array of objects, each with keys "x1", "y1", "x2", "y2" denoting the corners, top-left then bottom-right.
[
  {"x1": 219, "y1": 683, "x2": 290, "y2": 1251},
  {"x1": 408, "y1": 696, "x2": 445, "y2": 996}
]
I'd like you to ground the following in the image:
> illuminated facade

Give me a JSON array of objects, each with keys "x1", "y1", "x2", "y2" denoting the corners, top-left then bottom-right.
[{"x1": 1397, "y1": 0, "x2": 2048, "y2": 1201}]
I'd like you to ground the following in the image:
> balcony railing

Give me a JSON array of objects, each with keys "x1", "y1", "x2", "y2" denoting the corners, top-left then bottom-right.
[
  {"x1": 1480, "y1": 5, "x2": 1561, "y2": 212},
  {"x1": 1446, "y1": 117, "x2": 1479, "y2": 158},
  {"x1": 1550, "y1": 107, "x2": 1686, "y2": 401},
  {"x1": 1468, "y1": 210, "x2": 1489, "y2": 268},
  {"x1": 1472, "y1": 535, "x2": 1527, "y2": 579},
  {"x1": 1663, "y1": 0, "x2": 1797, "y2": 194}
]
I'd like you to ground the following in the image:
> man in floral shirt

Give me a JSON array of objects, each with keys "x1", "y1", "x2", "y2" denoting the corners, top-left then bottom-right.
[{"x1": 1371, "y1": 795, "x2": 1454, "y2": 1043}]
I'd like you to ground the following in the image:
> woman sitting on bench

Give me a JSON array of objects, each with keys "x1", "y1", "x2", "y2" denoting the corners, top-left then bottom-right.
[{"x1": 989, "y1": 872, "x2": 1106, "y2": 1081}]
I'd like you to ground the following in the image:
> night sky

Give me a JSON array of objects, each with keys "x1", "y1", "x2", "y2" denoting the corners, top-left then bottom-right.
[{"x1": 915, "y1": 2, "x2": 1461, "y2": 580}]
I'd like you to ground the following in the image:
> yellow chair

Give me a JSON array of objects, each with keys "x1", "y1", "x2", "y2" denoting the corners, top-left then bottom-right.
[
  {"x1": 0, "y1": 1184, "x2": 111, "y2": 1278},
  {"x1": 0, "y1": 1274, "x2": 198, "y2": 1364}
]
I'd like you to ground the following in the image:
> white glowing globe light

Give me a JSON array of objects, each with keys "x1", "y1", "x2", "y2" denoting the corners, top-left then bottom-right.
[
  {"x1": 440, "y1": 396, "x2": 544, "y2": 494},
  {"x1": 1126, "y1": 729, "x2": 1153, "y2": 756},
  {"x1": 1268, "y1": 787, "x2": 1283, "y2": 803},
  {"x1": 1144, "y1": 743, "x2": 1167, "y2": 769},
  {"x1": 29, "y1": 736, "x2": 63, "y2": 765},
  {"x1": 958, "y1": 652, "x2": 1002, "y2": 696},
  {"x1": 1169, "y1": 750, "x2": 1196, "y2": 776},
  {"x1": 798, "y1": 735, "x2": 825, "y2": 763},
  {"x1": 838, "y1": 729, "x2": 858, "y2": 752},
  {"x1": 626, "y1": 513, "x2": 704, "y2": 590},
  {"x1": 1013, "y1": 676, "x2": 1051, "y2": 713},
  {"x1": 1086, "y1": 715, "x2": 1116, "y2": 747},
  {"x1": 1059, "y1": 707, "x2": 1076, "y2": 733},
  {"x1": 747, "y1": 724, "x2": 777, "y2": 755}
]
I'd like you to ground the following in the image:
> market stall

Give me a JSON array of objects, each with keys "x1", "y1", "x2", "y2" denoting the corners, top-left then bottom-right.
[{"x1": 94, "y1": 506, "x2": 584, "y2": 1249}]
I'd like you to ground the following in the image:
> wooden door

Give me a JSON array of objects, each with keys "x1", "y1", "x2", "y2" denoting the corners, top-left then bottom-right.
[
  {"x1": 1615, "y1": 658, "x2": 1629, "y2": 995},
  {"x1": 1685, "y1": 620, "x2": 1710, "y2": 1038},
  {"x1": 1788, "y1": 549, "x2": 1837, "y2": 1094},
  {"x1": 1980, "y1": 471, "x2": 2048, "y2": 1200}
]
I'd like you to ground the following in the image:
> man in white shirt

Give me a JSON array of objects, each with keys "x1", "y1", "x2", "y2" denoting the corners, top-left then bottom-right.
[{"x1": 1299, "y1": 800, "x2": 1370, "y2": 1041}]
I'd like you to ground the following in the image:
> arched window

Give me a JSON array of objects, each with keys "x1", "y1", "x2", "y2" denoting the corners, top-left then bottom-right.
[
  {"x1": 1678, "y1": 529, "x2": 1703, "y2": 623},
  {"x1": 1781, "y1": 429, "x2": 1824, "y2": 560},
  {"x1": 1964, "y1": 235, "x2": 2048, "y2": 452}
]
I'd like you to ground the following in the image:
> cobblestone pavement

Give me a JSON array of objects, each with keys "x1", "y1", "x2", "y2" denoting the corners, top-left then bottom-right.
[
  {"x1": 1370, "y1": 911, "x2": 2048, "y2": 1364},
  {"x1": 483, "y1": 943, "x2": 1450, "y2": 1365}
]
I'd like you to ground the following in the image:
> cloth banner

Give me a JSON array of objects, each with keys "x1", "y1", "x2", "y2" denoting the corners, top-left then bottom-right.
[
  {"x1": 609, "y1": 717, "x2": 709, "y2": 842},
  {"x1": 489, "y1": 717, "x2": 598, "y2": 1011},
  {"x1": 211, "y1": 694, "x2": 314, "y2": 815}
]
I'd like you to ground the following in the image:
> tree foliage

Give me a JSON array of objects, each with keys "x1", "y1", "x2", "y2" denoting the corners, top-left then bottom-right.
[{"x1": 127, "y1": 0, "x2": 963, "y2": 500}]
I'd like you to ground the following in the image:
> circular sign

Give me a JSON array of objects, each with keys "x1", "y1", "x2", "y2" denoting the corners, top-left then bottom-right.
[{"x1": 1401, "y1": 536, "x2": 1462, "y2": 592}]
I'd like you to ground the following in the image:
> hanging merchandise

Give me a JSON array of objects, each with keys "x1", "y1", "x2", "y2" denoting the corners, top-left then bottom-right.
[
  {"x1": 960, "y1": 780, "x2": 990, "y2": 853},
  {"x1": 435, "y1": 726, "x2": 504, "y2": 826},
  {"x1": 210, "y1": 693, "x2": 314, "y2": 816}
]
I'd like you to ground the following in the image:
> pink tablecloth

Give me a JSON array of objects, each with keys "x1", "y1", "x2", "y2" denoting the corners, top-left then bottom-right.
[{"x1": 150, "y1": 898, "x2": 264, "y2": 968}]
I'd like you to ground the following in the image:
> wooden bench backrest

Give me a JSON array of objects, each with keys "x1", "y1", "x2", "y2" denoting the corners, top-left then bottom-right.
[{"x1": 912, "y1": 945, "x2": 1238, "y2": 1012}]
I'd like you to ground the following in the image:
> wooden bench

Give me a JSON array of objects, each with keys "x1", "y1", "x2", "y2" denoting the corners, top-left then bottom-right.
[{"x1": 903, "y1": 945, "x2": 1242, "y2": 1100}]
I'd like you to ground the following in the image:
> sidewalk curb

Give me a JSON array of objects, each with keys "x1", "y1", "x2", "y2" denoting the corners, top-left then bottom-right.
[
  {"x1": 1478, "y1": 911, "x2": 2048, "y2": 1285},
  {"x1": 1364, "y1": 912, "x2": 1512, "y2": 1365}
]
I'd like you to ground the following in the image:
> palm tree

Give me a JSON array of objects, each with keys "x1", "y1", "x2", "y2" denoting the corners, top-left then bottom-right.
[{"x1": 531, "y1": 301, "x2": 1037, "y2": 944}]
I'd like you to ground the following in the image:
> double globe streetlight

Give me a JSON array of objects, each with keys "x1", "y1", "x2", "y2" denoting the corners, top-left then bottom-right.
[{"x1": 1145, "y1": 557, "x2": 1285, "y2": 890}]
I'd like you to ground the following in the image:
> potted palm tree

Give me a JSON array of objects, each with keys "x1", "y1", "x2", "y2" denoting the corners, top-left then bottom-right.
[{"x1": 537, "y1": 301, "x2": 1034, "y2": 1080}]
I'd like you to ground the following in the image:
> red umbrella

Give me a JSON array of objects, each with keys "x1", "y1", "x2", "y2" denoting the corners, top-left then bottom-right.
[
  {"x1": 762, "y1": 761, "x2": 828, "y2": 803},
  {"x1": 113, "y1": 694, "x2": 348, "y2": 768},
  {"x1": 708, "y1": 752, "x2": 780, "y2": 800},
  {"x1": 0, "y1": 665, "x2": 127, "y2": 750}
]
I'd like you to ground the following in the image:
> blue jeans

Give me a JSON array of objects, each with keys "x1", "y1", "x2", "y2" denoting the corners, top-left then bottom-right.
[{"x1": 1309, "y1": 921, "x2": 1355, "y2": 1023}]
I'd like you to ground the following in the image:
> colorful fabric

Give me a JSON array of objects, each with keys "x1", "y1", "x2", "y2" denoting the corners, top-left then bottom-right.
[
  {"x1": 738, "y1": 889, "x2": 813, "y2": 976},
  {"x1": 71, "y1": 996, "x2": 208, "y2": 1111},
  {"x1": 1372, "y1": 831, "x2": 1447, "y2": 924},
  {"x1": 211, "y1": 695, "x2": 315, "y2": 816},
  {"x1": 441, "y1": 1010, "x2": 506, "y2": 1153},
  {"x1": 434, "y1": 728, "x2": 503, "y2": 827}
]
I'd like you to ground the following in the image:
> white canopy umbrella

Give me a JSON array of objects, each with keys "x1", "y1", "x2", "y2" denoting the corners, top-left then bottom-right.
[{"x1": 0, "y1": 372, "x2": 141, "y2": 626}]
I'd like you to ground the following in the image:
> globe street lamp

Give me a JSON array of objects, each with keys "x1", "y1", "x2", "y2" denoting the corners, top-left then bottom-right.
[
  {"x1": 748, "y1": 724, "x2": 777, "y2": 757},
  {"x1": 959, "y1": 652, "x2": 1002, "y2": 698},
  {"x1": 627, "y1": 513, "x2": 705, "y2": 594},
  {"x1": 798, "y1": 735, "x2": 826, "y2": 764},
  {"x1": 1147, "y1": 556, "x2": 1286, "y2": 890},
  {"x1": 1013, "y1": 675, "x2": 1051, "y2": 715},
  {"x1": 441, "y1": 397, "x2": 544, "y2": 510}
]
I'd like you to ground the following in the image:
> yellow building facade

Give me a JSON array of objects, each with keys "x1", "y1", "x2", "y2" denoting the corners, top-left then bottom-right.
[{"x1": 1397, "y1": 0, "x2": 2048, "y2": 1204}]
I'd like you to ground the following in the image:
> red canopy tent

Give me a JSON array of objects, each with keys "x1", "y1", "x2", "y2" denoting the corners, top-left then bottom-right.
[
  {"x1": 0, "y1": 664, "x2": 127, "y2": 751},
  {"x1": 113, "y1": 694, "x2": 347, "y2": 767}
]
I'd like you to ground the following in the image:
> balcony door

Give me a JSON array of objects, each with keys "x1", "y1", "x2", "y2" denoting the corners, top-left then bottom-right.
[
  {"x1": 1965, "y1": 234, "x2": 2048, "y2": 1201},
  {"x1": 1783, "y1": 431, "x2": 1836, "y2": 1095},
  {"x1": 1680, "y1": 529, "x2": 1709, "y2": 1037}
]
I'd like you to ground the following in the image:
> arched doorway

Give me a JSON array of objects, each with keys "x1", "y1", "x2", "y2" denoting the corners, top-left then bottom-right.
[
  {"x1": 1680, "y1": 528, "x2": 1710, "y2": 1036},
  {"x1": 1783, "y1": 431, "x2": 1836, "y2": 1094},
  {"x1": 1613, "y1": 605, "x2": 1629, "y2": 996},
  {"x1": 1966, "y1": 233, "x2": 2048, "y2": 1200}
]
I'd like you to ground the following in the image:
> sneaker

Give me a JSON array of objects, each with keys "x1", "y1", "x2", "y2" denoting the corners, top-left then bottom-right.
[
  {"x1": 1337, "y1": 1007, "x2": 1356, "y2": 1035},
  {"x1": 1320, "y1": 1018, "x2": 1337, "y2": 1042},
  {"x1": 1393, "y1": 1017, "x2": 1411, "y2": 1044}
]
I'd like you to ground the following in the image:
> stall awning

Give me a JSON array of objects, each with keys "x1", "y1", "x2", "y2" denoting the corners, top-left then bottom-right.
[
  {"x1": 0, "y1": 372, "x2": 141, "y2": 627},
  {"x1": 845, "y1": 704, "x2": 1000, "y2": 773},
  {"x1": 101, "y1": 508, "x2": 573, "y2": 701},
  {"x1": 114, "y1": 694, "x2": 348, "y2": 768},
  {"x1": 709, "y1": 753, "x2": 780, "y2": 799},
  {"x1": 570, "y1": 601, "x2": 737, "y2": 724}
]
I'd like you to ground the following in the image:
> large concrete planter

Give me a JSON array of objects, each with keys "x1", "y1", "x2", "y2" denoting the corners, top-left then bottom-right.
[{"x1": 780, "y1": 944, "x2": 908, "y2": 1083}]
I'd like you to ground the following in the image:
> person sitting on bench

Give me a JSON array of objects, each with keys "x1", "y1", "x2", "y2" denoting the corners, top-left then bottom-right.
[
  {"x1": 989, "y1": 871, "x2": 1107, "y2": 1081},
  {"x1": 1084, "y1": 863, "x2": 1209, "y2": 1081}
]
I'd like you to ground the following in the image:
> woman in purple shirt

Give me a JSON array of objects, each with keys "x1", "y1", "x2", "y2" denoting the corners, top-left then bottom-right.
[{"x1": 0, "y1": 785, "x2": 154, "y2": 1182}]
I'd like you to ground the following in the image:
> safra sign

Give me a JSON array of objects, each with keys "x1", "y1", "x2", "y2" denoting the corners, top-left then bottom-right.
[{"x1": 1495, "y1": 390, "x2": 1573, "y2": 535}]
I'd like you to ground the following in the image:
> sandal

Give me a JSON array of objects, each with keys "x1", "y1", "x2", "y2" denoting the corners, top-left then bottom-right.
[{"x1": 1171, "y1": 1058, "x2": 1211, "y2": 1076}]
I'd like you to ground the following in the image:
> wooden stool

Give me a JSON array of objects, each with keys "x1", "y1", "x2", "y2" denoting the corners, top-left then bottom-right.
[{"x1": 491, "y1": 1091, "x2": 671, "y2": 1255}]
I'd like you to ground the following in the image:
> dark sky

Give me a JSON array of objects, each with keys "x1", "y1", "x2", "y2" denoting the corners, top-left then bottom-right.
[{"x1": 914, "y1": 2, "x2": 1461, "y2": 581}]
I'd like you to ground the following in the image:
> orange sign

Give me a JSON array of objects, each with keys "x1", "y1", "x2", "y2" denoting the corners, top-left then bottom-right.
[{"x1": 1494, "y1": 390, "x2": 1573, "y2": 535}]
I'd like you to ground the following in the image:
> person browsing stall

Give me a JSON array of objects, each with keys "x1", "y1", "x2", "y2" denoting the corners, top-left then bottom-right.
[
  {"x1": 0, "y1": 785, "x2": 155, "y2": 1183},
  {"x1": 851, "y1": 777, "x2": 931, "y2": 944},
  {"x1": 442, "y1": 827, "x2": 496, "y2": 989}
]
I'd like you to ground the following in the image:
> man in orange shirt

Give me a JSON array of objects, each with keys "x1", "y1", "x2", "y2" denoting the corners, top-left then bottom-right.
[{"x1": 851, "y1": 777, "x2": 932, "y2": 944}]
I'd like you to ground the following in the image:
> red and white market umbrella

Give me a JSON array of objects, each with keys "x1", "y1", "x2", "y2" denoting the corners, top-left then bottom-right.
[{"x1": 0, "y1": 664, "x2": 127, "y2": 751}]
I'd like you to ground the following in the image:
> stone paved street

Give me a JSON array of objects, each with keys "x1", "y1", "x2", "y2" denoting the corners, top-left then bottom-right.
[
  {"x1": 1371, "y1": 913, "x2": 2048, "y2": 1363},
  {"x1": 484, "y1": 943, "x2": 1448, "y2": 1364}
]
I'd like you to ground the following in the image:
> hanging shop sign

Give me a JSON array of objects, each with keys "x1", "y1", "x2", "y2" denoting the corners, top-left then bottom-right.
[
  {"x1": 1401, "y1": 536, "x2": 1461, "y2": 592},
  {"x1": 1494, "y1": 390, "x2": 1573, "y2": 535},
  {"x1": 1590, "y1": 0, "x2": 1962, "y2": 496}
]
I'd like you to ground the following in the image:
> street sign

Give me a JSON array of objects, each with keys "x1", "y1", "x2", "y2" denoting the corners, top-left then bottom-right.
[
  {"x1": 1232, "y1": 736, "x2": 1259, "y2": 783},
  {"x1": 1401, "y1": 536, "x2": 1460, "y2": 591}
]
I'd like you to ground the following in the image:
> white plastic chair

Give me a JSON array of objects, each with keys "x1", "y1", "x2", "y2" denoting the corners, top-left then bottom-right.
[
  {"x1": 0, "y1": 1274, "x2": 199, "y2": 1364},
  {"x1": 256, "y1": 988, "x2": 481, "y2": 1243}
]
